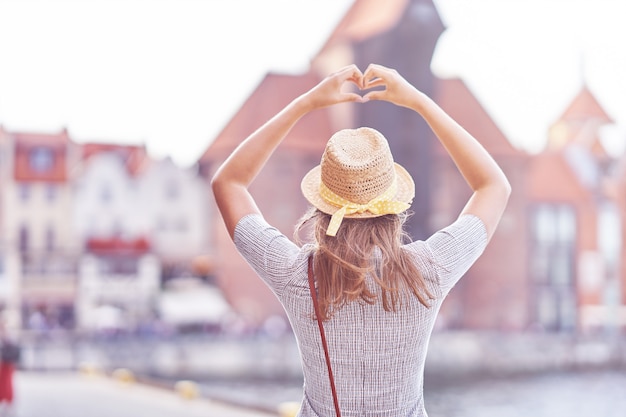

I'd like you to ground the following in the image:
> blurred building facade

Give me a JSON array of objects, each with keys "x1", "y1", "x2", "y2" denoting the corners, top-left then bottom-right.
[
  {"x1": 0, "y1": 128, "x2": 81, "y2": 332},
  {"x1": 198, "y1": 0, "x2": 626, "y2": 334},
  {"x1": 0, "y1": 0, "x2": 623, "y2": 337},
  {"x1": 0, "y1": 128, "x2": 213, "y2": 333},
  {"x1": 528, "y1": 87, "x2": 626, "y2": 334}
]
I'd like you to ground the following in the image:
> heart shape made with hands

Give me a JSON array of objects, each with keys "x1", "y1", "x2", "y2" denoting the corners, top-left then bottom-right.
[
  {"x1": 321, "y1": 64, "x2": 398, "y2": 105},
  {"x1": 348, "y1": 70, "x2": 380, "y2": 89},
  {"x1": 340, "y1": 75, "x2": 386, "y2": 101}
]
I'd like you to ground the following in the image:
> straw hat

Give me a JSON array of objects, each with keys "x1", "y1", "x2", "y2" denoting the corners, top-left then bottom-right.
[{"x1": 301, "y1": 127, "x2": 415, "y2": 236}]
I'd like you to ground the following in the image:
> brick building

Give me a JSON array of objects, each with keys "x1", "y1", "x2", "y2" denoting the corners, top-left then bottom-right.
[
  {"x1": 429, "y1": 78, "x2": 530, "y2": 331},
  {"x1": 198, "y1": 0, "x2": 530, "y2": 329},
  {"x1": 1, "y1": 128, "x2": 80, "y2": 330},
  {"x1": 0, "y1": 127, "x2": 216, "y2": 332},
  {"x1": 198, "y1": 0, "x2": 625, "y2": 333},
  {"x1": 198, "y1": 72, "x2": 335, "y2": 322},
  {"x1": 527, "y1": 86, "x2": 626, "y2": 333}
]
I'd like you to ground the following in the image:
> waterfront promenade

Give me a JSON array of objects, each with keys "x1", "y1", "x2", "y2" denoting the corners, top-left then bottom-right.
[
  {"x1": 12, "y1": 371, "x2": 275, "y2": 417},
  {"x1": 15, "y1": 331, "x2": 626, "y2": 416},
  {"x1": 12, "y1": 368, "x2": 626, "y2": 417}
]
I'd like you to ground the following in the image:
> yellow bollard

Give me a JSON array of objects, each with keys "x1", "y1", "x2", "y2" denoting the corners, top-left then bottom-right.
[
  {"x1": 174, "y1": 380, "x2": 200, "y2": 400},
  {"x1": 78, "y1": 362, "x2": 101, "y2": 377},
  {"x1": 111, "y1": 368, "x2": 135, "y2": 384},
  {"x1": 277, "y1": 401, "x2": 301, "y2": 417}
]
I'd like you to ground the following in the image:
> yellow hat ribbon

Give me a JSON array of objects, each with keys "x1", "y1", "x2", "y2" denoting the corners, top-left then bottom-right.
[{"x1": 320, "y1": 179, "x2": 410, "y2": 237}]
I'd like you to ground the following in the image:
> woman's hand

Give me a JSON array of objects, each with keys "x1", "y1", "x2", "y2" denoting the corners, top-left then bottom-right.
[
  {"x1": 359, "y1": 65, "x2": 511, "y2": 241},
  {"x1": 302, "y1": 64, "x2": 365, "y2": 110},
  {"x1": 361, "y1": 63, "x2": 422, "y2": 109},
  {"x1": 213, "y1": 64, "x2": 364, "y2": 238}
]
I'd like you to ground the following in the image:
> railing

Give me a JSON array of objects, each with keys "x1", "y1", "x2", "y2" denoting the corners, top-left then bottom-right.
[{"x1": 17, "y1": 330, "x2": 626, "y2": 377}]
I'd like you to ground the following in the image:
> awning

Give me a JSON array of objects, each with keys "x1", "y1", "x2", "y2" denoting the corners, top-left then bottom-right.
[{"x1": 158, "y1": 285, "x2": 231, "y2": 325}]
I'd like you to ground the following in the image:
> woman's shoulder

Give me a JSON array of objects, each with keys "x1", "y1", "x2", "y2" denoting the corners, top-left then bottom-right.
[
  {"x1": 401, "y1": 214, "x2": 488, "y2": 270},
  {"x1": 403, "y1": 214, "x2": 486, "y2": 247},
  {"x1": 234, "y1": 214, "x2": 292, "y2": 247},
  {"x1": 426, "y1": 214, "x2": 487, "y2": 249},
  {"x1": 234, "y1": 213, "x2": 310, "y2": 266}
]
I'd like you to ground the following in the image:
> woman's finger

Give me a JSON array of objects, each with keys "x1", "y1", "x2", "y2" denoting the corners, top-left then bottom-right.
[
  {"x1": 363, "y1": 77, "x2": 386, "y2": 90},
  {"x1": 340, "y1": 92, "x2": 365, "y2": 103},
  {"x1": 363, "y1": 63, "x2": 387, "y2": 80},
  {"x1": 335, "y1": 64, "x2": 363, "y2": 84},
  {"x1": 362, "y1": 89, "x2": 386, "y2": 101}
]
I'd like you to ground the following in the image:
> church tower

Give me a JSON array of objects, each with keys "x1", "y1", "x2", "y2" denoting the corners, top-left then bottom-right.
[{"x1": 354, "y1": 0, "x2": 445, "y2": 239}]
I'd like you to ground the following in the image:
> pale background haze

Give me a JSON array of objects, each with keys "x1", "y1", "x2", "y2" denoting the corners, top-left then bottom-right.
[{"x1": 0, "y1": 0, "x2": 624, "y2": 167}]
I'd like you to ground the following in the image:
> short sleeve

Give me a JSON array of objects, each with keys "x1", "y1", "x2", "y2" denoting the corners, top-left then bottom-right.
[
  {"x1": 233, "y1": 214, "x2": 301, "y2": 297},
  {"x1": 422, "y1": 214, "x2": 488, "y2": 293}
]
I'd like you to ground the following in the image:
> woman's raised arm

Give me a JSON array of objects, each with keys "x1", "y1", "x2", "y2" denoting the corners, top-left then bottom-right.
[
  {"x1": 211, "y1": 65, "x2": 364, "y2": 238},
  {"x1": 362, "y1": 64, "x2": 511, "y2": 241}
]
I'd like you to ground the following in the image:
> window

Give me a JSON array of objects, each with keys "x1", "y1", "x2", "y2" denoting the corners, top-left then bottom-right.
[
  {"x1": 165, "y1": 180, "x2": 179, "y2": 200},
  {"x1": 111, "y1": 219, "x2": 123, "y2": 237},
  {"x1": 19, "y1": 225, "x2": 29, "y2": 252},
  {"x1": 45, "y1": 226, "x2": 55, "y2": 252},
  {"x1": 46, "y1": 184, "x2": 57, "y2": 202},
  {"x1": 29, "y1": 147, "x2": 55, "y2": 172},
  {"x1": 19, "y1": 184, "x2": 30, "y2": 202},
  {"x1": 598, "y1": 203, "x2": 621, "y2": 268},
  {"x1": 530, "y1": 204, "x2": 577, "y2": 331},
  {"x1": 100, "y1": 183, "x2": 112, "y2": 203}
]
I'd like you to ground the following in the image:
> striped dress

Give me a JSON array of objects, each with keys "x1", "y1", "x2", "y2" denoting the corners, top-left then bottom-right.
[{"x1": 234, "y1": 213, "x2": 487, "y2": 417}]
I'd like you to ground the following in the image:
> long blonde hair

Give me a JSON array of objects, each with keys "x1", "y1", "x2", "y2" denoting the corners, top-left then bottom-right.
[{"x1": 295, "y1": 208, "x2": 433, "y2": 321}]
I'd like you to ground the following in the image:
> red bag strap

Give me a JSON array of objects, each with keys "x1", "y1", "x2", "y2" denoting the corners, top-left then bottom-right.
[{"x1": 308, "y1": 256, "x2": 341, "y2": 417}]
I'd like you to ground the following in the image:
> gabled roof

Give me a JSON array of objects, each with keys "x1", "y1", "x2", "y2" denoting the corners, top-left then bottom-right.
[
  {"x1": 13, "y1": 128, "x2": 71, "y2": 182},
  {"x1": 81, "y1": 142, "x2": 149, "y2": 176},
  {"x1": 548, "y1": 86, "x2": 615, "y2": 158},
  {"x1": 434, "y1": 77, "x2": 523, "y2": 156},
  {"x1": 558, "y1": 85, "x2": 614, "y2": 124},
  {"x1": 13, "y1": 128, "x2": 70, "y2": 149},
  {"x1": 199, "y1": 70, "x2": 334, "y2": 163},
  {"x1": 533, "y1": 85, "x2": 618, "y2": 202}
]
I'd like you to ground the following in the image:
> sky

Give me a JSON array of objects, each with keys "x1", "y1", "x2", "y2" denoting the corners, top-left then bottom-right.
[{"x1": 0, "y1": 0, "x2": 625, "y2": 167}]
